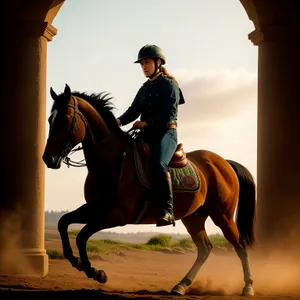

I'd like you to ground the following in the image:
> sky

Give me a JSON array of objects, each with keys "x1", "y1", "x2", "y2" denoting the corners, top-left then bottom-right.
[{"x1": 45, "y1": 0, "x2": 258, "y2": 235}]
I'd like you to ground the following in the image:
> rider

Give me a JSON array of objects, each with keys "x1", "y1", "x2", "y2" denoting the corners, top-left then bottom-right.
[{"x1": 116, "y1": 44, "x2": 185, "y2": 227}]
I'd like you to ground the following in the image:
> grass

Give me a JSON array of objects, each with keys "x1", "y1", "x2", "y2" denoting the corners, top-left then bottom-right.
[
  {"x1": 47, "y1": 249, "x2": 64, "y2": 259},
  {"x1": 46, "y1": 232, "x2": 229, "y2": 259}
]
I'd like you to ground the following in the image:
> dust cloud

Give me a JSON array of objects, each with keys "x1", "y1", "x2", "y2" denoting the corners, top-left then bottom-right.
[
  {"x1": 186, "y1": 248, "x2": 300, "y2": 296},
  {"x1": 0, "y1": 209, "x2": 36, "y2": 276}
]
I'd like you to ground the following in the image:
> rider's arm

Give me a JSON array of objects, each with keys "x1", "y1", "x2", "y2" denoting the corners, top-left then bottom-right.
[{"x1": 117, "y1": 89, "x2": 142, "y2": 126}]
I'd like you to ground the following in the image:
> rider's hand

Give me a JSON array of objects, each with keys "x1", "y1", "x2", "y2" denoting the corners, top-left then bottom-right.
[
  {"x1": 133, "y1": 121, "x2": 148, "y2": 129},
  {"x1": 116, "y1": 119, "x2": 121, "y2": 126}
]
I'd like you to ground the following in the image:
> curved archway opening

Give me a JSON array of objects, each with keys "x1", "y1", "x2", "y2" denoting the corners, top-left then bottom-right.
[{"x1": 46, "y1": 0, "x2": 258, "y2": 237}]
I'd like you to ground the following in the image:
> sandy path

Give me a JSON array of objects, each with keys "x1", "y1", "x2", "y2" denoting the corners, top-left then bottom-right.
[{"x1": 1, "y1": 242, "x2": 300, "y2": 300}]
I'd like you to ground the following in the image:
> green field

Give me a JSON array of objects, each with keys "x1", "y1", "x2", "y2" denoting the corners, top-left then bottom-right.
[{"x1": 46, "y1": 229, "x2": 230, "y2": 259}]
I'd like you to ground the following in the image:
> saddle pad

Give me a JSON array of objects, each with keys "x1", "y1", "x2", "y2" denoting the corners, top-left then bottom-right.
[{"x1": 132, "y1": 141, "x2": 201, "y2": 193}]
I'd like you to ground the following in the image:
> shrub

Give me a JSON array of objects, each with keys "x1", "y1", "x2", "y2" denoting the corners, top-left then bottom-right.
[{"x1": 146, "y1": 234, "x2": 173, "y2": 247}]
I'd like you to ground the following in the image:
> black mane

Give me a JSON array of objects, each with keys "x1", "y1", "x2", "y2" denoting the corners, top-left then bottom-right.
[
  {"x1": 51, "y1": 90, "x2": 115, "y2": 115},
  {"x1": 73, "y1": 91, "x2": 121, "y2": 130},
  {"x1": 51, "y1": 90, "x2": 117, "y2": 123},
  {"x1": 72, "y1": 91, "x2": 115, "y2": 116},
  {"x1": 50, "y1": 89, "x2": 131, "y2": 136}
]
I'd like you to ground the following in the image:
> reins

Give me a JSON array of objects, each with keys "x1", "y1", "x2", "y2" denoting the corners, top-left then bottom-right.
[
  {"x1": 63, "y1": 127, "x2": 137, "y2": 168},
  {"x1": 63, "y1": 145, "x2": 85, "y2": 168}
]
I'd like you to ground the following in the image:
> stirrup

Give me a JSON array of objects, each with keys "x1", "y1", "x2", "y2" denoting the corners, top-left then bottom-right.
[{"x1": 156, "y1": 212, "x2": 175, "y2": 227}]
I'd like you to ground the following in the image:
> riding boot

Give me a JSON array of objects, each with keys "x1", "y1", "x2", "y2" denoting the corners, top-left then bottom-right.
[{"x1": 156, "y1": 172, "x2": 175, "y2": 227}]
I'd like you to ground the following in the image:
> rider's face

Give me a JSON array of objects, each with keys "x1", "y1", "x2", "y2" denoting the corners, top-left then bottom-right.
[{"x1": 140, "y1": 58, "x2": 160, "y2": 77}]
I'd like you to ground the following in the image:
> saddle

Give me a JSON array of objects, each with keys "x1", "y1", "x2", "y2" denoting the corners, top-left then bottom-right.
[
  {"x1": 131, "y1": 139, "x2": 201, "y2": 224},
  {"x1": 139, "y1": 141, "x2": 188, "y2": 168}
]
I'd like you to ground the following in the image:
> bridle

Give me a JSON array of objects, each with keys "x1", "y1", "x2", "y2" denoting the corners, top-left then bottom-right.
[
  {"x1": 67, "y1": 96, "x2": 88, "y2": 136},
  {"x1": 61, "y1": 96, "x2": 90, "y2": 166}
]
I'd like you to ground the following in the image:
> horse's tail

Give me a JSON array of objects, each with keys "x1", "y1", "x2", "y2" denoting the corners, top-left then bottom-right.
[{"x1": 226, "y1": 159, "x2": 256, "y2": 248}]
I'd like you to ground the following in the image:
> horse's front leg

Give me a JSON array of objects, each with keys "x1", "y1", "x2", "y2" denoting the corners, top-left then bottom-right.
[
  {"x1": 57, "y1": 204, "x2": 90, "y2": 270},
  {"x1": 75, "y1": 209, "x2": 125, "y2": 284},
  {"x1": 75, "y1": 224, "x2": 108, "y2": 283}
]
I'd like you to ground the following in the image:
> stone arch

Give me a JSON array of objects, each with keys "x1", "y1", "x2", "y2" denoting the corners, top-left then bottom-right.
[{"x1": 1, "y1": 0, "x2": 300, "y2": 276}]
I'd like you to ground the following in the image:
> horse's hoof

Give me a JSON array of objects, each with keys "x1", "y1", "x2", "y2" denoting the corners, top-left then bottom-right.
[
  {"x1": 171, "y1": 284, "x2": 186, "y2": 295},
  {"x1": 94, "y1": 270, "x2": 108, "y2": 284},
  {"x1": 242, "y1": 285, "x2": 255, "y2": 297},
  {"x1": 75, "y1": 259, "x2": 83, "y2": 271}
]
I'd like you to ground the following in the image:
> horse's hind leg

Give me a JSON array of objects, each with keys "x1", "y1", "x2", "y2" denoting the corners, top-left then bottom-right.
[
  {"x1": 172, "y1": 209, "x2": 211, "y2": 296},
  {"x1": 213, "y1": 216, "x2": 254, "y2": 296}
]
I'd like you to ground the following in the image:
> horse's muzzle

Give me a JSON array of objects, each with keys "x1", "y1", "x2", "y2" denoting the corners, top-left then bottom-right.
[{"x1": 42, "y1": 153, "x2": 62, "y2": 169}]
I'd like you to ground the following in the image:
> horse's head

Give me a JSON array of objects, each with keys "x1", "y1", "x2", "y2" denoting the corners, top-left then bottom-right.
[{"x1": 42, "y1": 84, "x2": 88, "y2": 169}]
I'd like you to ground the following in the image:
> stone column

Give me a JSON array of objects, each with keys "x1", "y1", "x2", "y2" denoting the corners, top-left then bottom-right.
[
  {"x1": 241, "y1": 0, "x2": 300, "y2": 253},
  {"x1": 1, "y1": 21, "x2": 57, "y2": 276}
]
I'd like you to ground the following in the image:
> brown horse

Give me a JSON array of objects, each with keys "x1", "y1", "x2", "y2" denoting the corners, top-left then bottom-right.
[{"x1": 43, "y1": 84, "x2": 256, "y2": 296}]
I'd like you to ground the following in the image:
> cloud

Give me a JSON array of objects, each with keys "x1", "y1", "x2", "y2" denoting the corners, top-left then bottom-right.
[
  {"x1": 173, "y1": 68, "x2": 258, "y2": 177},
  {"x1": 174, "y1": 68, "x2": 257, "y2": 124}
]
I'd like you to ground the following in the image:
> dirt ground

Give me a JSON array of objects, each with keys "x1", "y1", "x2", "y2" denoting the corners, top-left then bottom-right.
[{"x1": 0, "y1": 239, "x2": 300, "y2": 300}]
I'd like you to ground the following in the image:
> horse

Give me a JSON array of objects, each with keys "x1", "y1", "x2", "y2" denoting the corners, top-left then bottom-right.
[{"x1": 42, "y1": 84, "x2": 256, "y2": 297}]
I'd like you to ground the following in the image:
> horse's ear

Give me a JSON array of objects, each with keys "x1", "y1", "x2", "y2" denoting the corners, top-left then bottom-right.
[
  {"x1": 64, "y1": 84, "x2": 72, "y2": 99},
  {"x1": 50, "y1": 87, "x2": 58, "y2": 101}
]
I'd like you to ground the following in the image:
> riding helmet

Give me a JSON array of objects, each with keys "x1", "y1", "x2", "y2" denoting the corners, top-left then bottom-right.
[{"x1": 134, "y1": 44, "x2": 166, "y2": 65}]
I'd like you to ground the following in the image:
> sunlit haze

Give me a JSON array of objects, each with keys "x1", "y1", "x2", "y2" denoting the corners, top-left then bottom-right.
[{"x1": 45, "y1": 0, "x2": 258, "y2": 235}]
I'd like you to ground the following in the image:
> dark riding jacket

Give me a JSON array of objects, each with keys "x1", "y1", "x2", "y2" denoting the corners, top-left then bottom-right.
[{"x1": 118, "y1": 74, "x2": 181, "y2": 129}]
